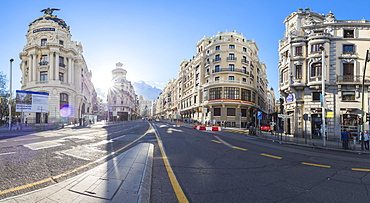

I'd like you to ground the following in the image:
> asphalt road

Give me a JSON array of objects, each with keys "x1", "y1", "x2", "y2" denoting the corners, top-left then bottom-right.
[
  {"x1": 0, "y1": 120, "x2": 150, "y2": 200},
  {"x1": 2, "y1": 120, "x2": 370, "y2": 202},
  {"x1": 151, "y1": 121, "x2": 370, "y2": 202}
]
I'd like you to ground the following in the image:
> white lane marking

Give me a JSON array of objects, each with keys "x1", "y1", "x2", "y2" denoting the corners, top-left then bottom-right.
[
  {"x1": 0, "y1": 152, "x2": 16, "y2": 156},
  {"x1": 24, "y1": 140, "x2": 64, "y2": 150}
]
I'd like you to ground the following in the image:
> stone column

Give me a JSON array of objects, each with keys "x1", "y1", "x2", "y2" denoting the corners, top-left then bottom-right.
[
  {"x1": 28, "y1": 57, "x2": 32, "y2": 82},
  {"x1": 49, "y1": 52, "x2": 54, "y2": 80},
  {"x1": 68, "y1": 57, "x2": 72, "y2": 83},
  {"x1": 71, "y1": 58, "x2": 74, "y2": 85},
  {"x1": 55, "y1": 53, "x2": 60, "y2": 82},
  {"x1": 21, "y1": 60, "x2": 25, "y2": 86},
  {"x1": 32, "y1": 54, "x2": 37, "y2": 82}
]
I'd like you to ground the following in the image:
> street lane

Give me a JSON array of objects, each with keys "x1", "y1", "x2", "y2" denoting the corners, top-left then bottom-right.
[
  {"x1": 0, "y1": 120, "x2": 150, "y2": 200},
  {"x1": 154, "y1": 123, "x2": 370, "y2": 202}
]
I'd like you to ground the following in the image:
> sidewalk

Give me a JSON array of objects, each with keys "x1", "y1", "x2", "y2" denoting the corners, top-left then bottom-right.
[
  {"x1": 0, "y1": 143, "x2": 154, "y2": 203},
  {"x1": 172, "y1": 121, "x2": 370, "y2": 154}
]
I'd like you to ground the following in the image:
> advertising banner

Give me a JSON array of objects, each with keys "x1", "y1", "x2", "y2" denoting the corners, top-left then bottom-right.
[{"x1": 16, "y1": 90, "x2": 49, "y2": 113}]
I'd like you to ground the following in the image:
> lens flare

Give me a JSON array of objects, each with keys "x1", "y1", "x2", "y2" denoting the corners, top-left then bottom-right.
[{"x1": 60, "y1": 105, "x2": 73, "y2": 117}]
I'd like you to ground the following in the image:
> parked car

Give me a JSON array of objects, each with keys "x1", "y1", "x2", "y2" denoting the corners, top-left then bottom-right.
[
  {"x1": 260, "y1": 124, "x2": 271, "y2": 131},
  {"x1": 155, "y1": 118, "x2": 160, "y2": 122}
]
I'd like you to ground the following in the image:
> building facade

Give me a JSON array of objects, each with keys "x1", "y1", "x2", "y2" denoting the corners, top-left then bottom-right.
[
  {"x1": 19, "y1": 9, "x2": 97, "y2": 124},
  {"x1": 107, "y1": 62, "x2": 137, "y2": 121},
  {"x1": 278, "y1": 8, "x2": 370, "y2": 139},
  {"x1": 137, "y1": 95, "x2": 153, "y2": 118},
  {"x1": 155, "y1": 31, "x2": 269, "y2": 127}
]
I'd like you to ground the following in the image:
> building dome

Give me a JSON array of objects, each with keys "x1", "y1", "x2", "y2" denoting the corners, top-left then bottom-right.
[{"x1": 30, "y1": 14, "x2": 68, "y2": 28}]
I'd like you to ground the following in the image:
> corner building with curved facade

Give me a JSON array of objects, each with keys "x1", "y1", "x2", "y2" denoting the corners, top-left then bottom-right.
[
  {"x1": 155, "y1": 31, "x2": 269, "y2": 127},
  {"x1": 19, "y1": 11, "x2": 97, "y2": 124},
  {"x1": 279, "y1": 8, "x2": 370, "y2": 139}
]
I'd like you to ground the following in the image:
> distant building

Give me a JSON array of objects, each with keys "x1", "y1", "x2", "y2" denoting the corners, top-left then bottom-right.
[
  {"x1": 279, "y1": 8, "x2": 370, "y2": 138},
  {"x1": 107, "y1": 62, "x2": 137, "y2": 121},
  {"x1": 137, "y1": 95, "x2": 153, "y2": 118},
  {"x1": 19, "y1": 9, "x2": 97, "y2": 124}
]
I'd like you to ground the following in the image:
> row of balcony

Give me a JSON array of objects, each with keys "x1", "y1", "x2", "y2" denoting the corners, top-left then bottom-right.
[
  {"x1": 207, "y1": 58, "x2": 250, "y2": 64},
  {"x1": 39, "y1": 61, "x2": 66, "y2": 67},
  {"x1": 207, "y1": 68, "x2": 249, "y2": 74},
  {"x1": 281, "y1": 75, "x2": 370, "y2": 87}
]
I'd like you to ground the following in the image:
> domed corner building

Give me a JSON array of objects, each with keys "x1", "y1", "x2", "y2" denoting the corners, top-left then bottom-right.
[
  {"x1": 19, "y1": 8, "x2": 98, "y2": 125},
  {"x1": 106, "y1": 62, "x2": 137, "y2": 121}
]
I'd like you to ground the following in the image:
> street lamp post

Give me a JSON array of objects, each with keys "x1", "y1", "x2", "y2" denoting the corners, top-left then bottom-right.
[
  {"x1": 320, "y1": 46, "x2": 326, "y2": 146},
  {"x1": 8, "y1": 59, "x2": 14, "y2": 131}
]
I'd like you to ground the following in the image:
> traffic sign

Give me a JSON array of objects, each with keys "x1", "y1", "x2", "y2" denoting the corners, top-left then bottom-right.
[{"x1": 257, "y1": 111, "x2": 262, "y2": 119}]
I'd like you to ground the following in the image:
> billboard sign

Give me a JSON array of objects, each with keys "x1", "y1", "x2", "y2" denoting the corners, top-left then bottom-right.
[{"x1": 16, "y1": 90, "x2": 49, "y2": 113}]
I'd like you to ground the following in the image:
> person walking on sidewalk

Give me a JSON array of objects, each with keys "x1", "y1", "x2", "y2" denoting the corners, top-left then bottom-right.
[
  {"x1": 341, "y1": 129, "x2": 350, "y2": 150},
  {"x1": 364, "y1": 130, "x2": 370, "y2": 150}
]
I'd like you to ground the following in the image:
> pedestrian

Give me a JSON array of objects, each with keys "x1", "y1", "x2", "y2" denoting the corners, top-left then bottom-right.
[
  {"x1": 16, "y1": 119, "x2": 20, "y2": 130},
  {"x1": 364, "y1": 130, "x2": 370, "y2": 150},
  {"x1": 341, "y1": 129, "x2": 350, "y2": 150}
]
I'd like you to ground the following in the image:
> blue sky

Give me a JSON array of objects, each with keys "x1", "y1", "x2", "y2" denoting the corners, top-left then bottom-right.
[{"x1": 1, "y1": 0, "x2": 370, "y2": 99}]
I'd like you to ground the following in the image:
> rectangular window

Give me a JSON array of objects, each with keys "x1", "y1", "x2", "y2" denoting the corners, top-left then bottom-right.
[
  {"x1": 41, "y1": 39, "x2": 47, "y2": 46},
  {"x1": 310, "y1": 63, "x2": 322, "y2": 77},
  {"x1": 229, "y1": 45, "x2": 235, "y2": 49},
  {"x1": 224, "y1": 87, "x2": 239, "y2": 99},
  {"x1": 252, "y1": 92, "x2": 256, "y2": 103},
  {"x1": 215, "y1": 55, "x2": 220, "y2": 62},
  {"x1": 241, "y1": 89, "x2": 251, "y2": 101},
  {"x1": 209, "y1": 87, "x2": 222, "y2": 100},
  {"x1": 243, "y1": 47, "x2": 247, "y2": 52},
  {"x1": 228, "y1": 54, "x2": 235, "y2": 61},
  {"x1": 242, "y1": 66, "x2": 247, "y2": 74},
  {"x1": 59, "y1": 72, "x2": 64, "y2": 82},
  {"x1": 229, "y1": 64, "x2": 235, "y2": 71},
  {"x1": 342, "y1": 91, "x2": 355, "y2": 101},
  {"x1": 215, "y1": 76, "x2": 219, "y2": 81},
  {"x1": 59, "y1": 56, "x2": 66, "y2": 67},
  {"x1": 312, "y1": 92, "x2": 321, "y2": 101},
  {"x1": 343, "y1": 45, "x2": 354, "y2": 54},
  {"x1": 40, "y1": 55, "x2": 48, "y2": 66},
  {"x1": 214, "y1": 108, "x2": 221, "y2": 116},
  {"x1": 343, "y1": 63, "x2": 354, "y2": 82},
  {"x1": 295, "y1": 46, "x2": 303, "y2": 56},
  {"x1": 40, "y1": 71, "x2": 48, "y2": 81},
  {"x1": 227, "y1": 108, "x2": 236, "y2": 116},
  {"x1": 215, "y1": 46, "x2": 220, "y2": 50},
  {"x1": 215, "y1": 65, "x2": 220, "y2": 72},
  {"x1": 242, "y1": 78, "x2": 247, "y2": 83},
  {"x1": 228, "y1": 76, "x2": 235, "y2": 81},
  {"x1": 296, "y1": 65, "x2": 302, "y2": 79},
  {"x1": 311, "y1": 43, "x2": 323, "y2": 53},
  {"x1": 344, "y1": 30, "x2": 354, "y2": 38},
  {"x1": 241, "y1": 109, "x2": 247, "y2": 117},
  {"x1": 59, "y1": 40, "x2": 64, "y2": 45}
]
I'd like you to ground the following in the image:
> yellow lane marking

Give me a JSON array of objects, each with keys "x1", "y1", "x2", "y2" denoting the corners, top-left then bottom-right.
[
  {"x1": 232, "y1": 146, "x2": 248, "y2": 151},
  {"x1": 153, "y1": 125, "x2": 189, "y2": 203},
  {"x1": 211, "y1": 140, "x2": 222, "y2": 143},
  {"x1": 260, "y1": 153, "x2": 282, "y2": 159},
  {"x1": 301, "y1": 162, "x2": 331, "y2": 168},
  {"x1": 352, "y1": 168, "x2": 370, "y2": 172},
  {"x1": 0, "y1": 127, "x2": 149, "y2": 196}
]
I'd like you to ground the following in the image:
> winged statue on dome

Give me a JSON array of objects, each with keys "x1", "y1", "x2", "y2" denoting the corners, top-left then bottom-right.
[{"x1": 41, "y1": 8, "x2": 60, "y2": 15}]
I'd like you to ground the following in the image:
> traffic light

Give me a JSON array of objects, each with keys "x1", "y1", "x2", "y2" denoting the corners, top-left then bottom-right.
[
  {"x1": 366, "y1": 113, "x2": 370, "y2": 122},
  {"x1": 358, "y1": 116, "x2": 363, "y2": 125},
  {"x1": 279, "y1": 98, "x2": 284, "y2": 113}
]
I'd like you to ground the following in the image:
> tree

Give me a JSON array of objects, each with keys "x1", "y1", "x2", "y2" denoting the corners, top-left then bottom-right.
[{"x1": 0, "y1": 71, "x2": 9, "y2": 123}]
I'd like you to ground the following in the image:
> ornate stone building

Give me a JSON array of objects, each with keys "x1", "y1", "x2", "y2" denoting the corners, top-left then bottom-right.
[
  {"x1": 19, "y1": 9, "x2": 97, "y2": 124},
  {"x1": 155, "y1": 31, "x2": 269, "y2": 127},
  {"x1": 279, "y1": 8, "x2": 370, "y2": 139},
  {"x1": 107, "y1": 62, "x2": 137, "y2": 121}
]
